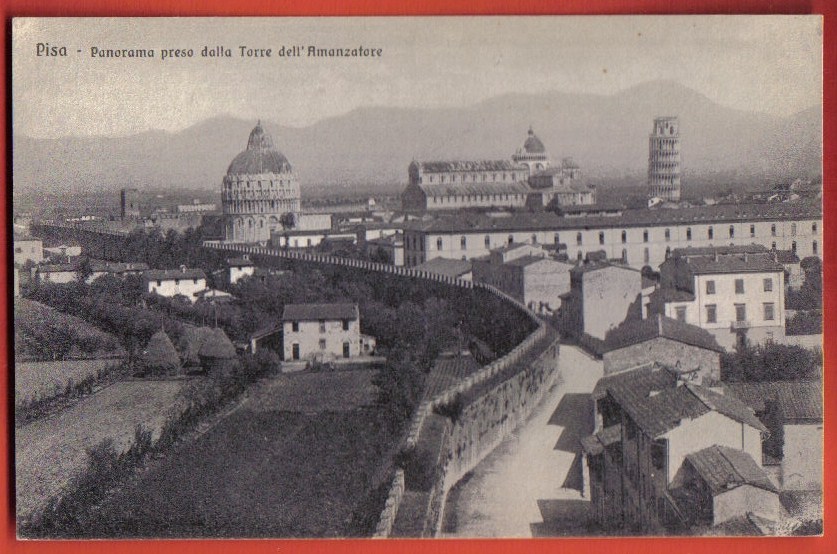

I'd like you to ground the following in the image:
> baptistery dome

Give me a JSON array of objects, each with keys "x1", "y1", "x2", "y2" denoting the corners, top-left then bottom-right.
[{"x1": 221, "y1": 121, "x2": 301, "y2": 244}]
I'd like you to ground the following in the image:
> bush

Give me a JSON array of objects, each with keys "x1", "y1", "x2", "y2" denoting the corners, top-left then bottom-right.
[
  {"x1": 786, "y1": 310, "x2": 822, "y2": 335},
  {"x1": 721, "y1": 341, "x2": 822, "y2": 382}
]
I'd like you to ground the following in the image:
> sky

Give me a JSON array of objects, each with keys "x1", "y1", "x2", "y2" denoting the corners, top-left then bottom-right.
[{"x1": 12, "y1": 16, "x2": 823, "y2": 139}]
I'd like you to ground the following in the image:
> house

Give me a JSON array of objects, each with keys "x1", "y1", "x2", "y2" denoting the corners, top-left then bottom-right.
[
  {"x1": 560, "y1": 262, "x2": 644, "y2": 341},
  {"x1": 227, "y1": 255, "x2": 255, "y2": 284},
  {"x1": 87, "y1": 261, "x2": 149, "y2": 282},
  {"x1": 723, "y1": 381, "x2": 823, "y2": 491},
  {"x1": 772, "y1": 248, "x2": 802, "y2": 289},
  {"x1": 471, "y1": 243, "x2": 572, "y2": 313},
  {"x1": 602, "y1": 315, "x2": 724, "y2": 383},
  {"x1": 35, "y1": 263, "x2": 78, "y2": 284},
  {"x1": 583, "y1": 364, "x2": 771, "y2": 534},
  {"x1": 143, "y1": 267, "x2": 207, "y2": 303},
  {"x1": 414, "y1": 257, "x2": 473, "y2": 281},
  {"x1": 281, "y1": 303, "x2": 375, "y2": 362},
  {"x1": 13, "y1": 233, "x2": 43, "y2": 265},
  {"x1": 43, "y1": 244, "x2": 83, "y2": 262},
  {"x1": 654, "y1": 246, "x2": 786, "y2": 349},
  {"x1": 366, "y1": 233, "x2": 405, "y2": 266}
]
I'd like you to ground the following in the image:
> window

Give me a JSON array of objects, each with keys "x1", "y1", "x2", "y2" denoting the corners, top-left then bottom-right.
[
  {"x1": 292, "y1": 322, "x2": 299, "y2": 332},
  {"x1": 750, "y1": 224, "x2": 756, "y2": 238},
  {"x1": 643, "y1": 230, "x2": 649, "y2": 243},
  {"x1": 342, "y1": 320, "x2": 350, "y2": 331},
  {"x1": 644, "y1": 248, "x2": 650, "y2": 264},
  {"x1": 792, "y1": 241, "x2": 797, "y2": 253},
  {"x1": 791, "y1": 223, "x2": 797, "y2": 236},
  {"x1": 813, "y1": 222, "x2": 818, "y2": 233},
  {"x1": 771, "y1": 224, "x2": 777, "y2": 237},
  {"x1": 729, "y1": 225, "x2": 735, "y2": 239},
  {"x1": 735, "y1": 303, "x2": 747, "y2": 322},
  {"x1": 621, "y1": 230, "x2": 627, "y2": 244},
  {"x1": 813, "y1": 240, "x2": 818, "y2": 255},
  {"x1": 599, "y1": 231, "x2": 605, "y2": 245},
  {"x1": 763, "y1": 278, "x2": 773, "y2": 292},
  {"x1": 460, "y1": 236, "x2": 467, "y2": 250},
  {"x1": 485, "y1": 235, "x2": 491, "y2": 248},
  {"x1": 772, "y1": 241, "x2": 777, "y2": 250},
  {"x1": 664, "y1": 228, "x2": 670, "y2": 241},
  {"x1": 343, "y1": 341, "x2": 350, "y2": 358},
  {"x1": 193, "y1": 278, "x2": 198, "y2": 284},
  {"x1": 675, "y1": 306, "x2": 687, "y2": 322},
  {"x1": 706, "y1": 280, "x2": 716, "y2": 294},
  {"x1": 763, "y1": 302, "x2": 775, "y2": 321},
  {"x1": 307, "y1": 238, "x2": 312, "y2": 247},
  {"x1": 319, "y1": 338, "x2": 326, "y2": 350},
  {"x1": 708, "y1": 226, "x2": 714, "y2": 240},
  {"x1": 531, "y1": 234, "x2": 538, "y2": 244},
  {"x1": 622, "y1": 248, "x2": 628, "y2": 263},
  {"x1": 686, "y1": 227, "x2": 692, "y2": 241},
  {"x1": 156, "y1": 280, "x2": 162, "y2": 287},
  {"x1": 319, "y1": 320, "x2": 326, "y2": 333},
  {"x1": 651, "y1": 439, "x2": 667, "y2": 471},
  {"x1": 576, "y1": 232, "x2": 582, "y2": 246},
  {"x1": 553, "y1": 233, "x2": 560, "y2": 245},
  {"x1": 706, "y1": 304, "x2": 717, "y2": 323},
  {"x1": 437, "y1": 238, "x2": 443, "y2": 251},
  {"x1": 735, "y1": 279, "x2": 744, "y2": 294},
  {"x1": 292, "y1": 343, "x2": 300, "y2": 360}
]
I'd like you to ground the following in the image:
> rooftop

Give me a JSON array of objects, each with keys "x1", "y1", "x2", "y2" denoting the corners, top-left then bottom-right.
[
  {"x1": 683, "y1": 253, "x2": 785, "y2": 275},
  {"x1": 672, "y1": 244, "x2": 769, "y2": 258},
  {"x1": 227, "y1": 122, "x2": 292, "y2": 176},
  {"x1": 414, "y1": 257, "x2": 473, "y2": 278},
  {"x1": 401, "y1": 202, "x2": 821, "y2": 235},
  {"x1": 282, "y1": 303, "x2": 358, "y2": 322},
  {"x1": 604, "y1": 315, "x2": 725, "y2": 354},
  {"x1": 143, "y1": 268, "x2": 207, "y2": 281},
  {"x1": 722, "y1": 381, "x2": 823, "y2": 422},
  {"x1": 227, "y1": 256, "x2": 254, "y2": 267},
  {"x1": 417, "y1": 181, "x2": 532, "y2": 197},
  {"x1": 686, "y1": 445, "x2": 778, "y2": 495},
  {"x1": 592, "y1": 363, "x2": 677, "y2": 401},
  {"x1": 91, "y1": 261, "x2": 150, "y2": 273},
  {"x1": 413, "y1": 159, "x2": 524, "y2": 173}
]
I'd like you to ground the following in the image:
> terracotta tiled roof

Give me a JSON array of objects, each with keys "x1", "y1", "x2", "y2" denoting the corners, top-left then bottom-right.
[
  {"x1": 650, "y1": 287, "x2": 696, "y2": 303},
  {"x1": 414, "y1": 257, "x2": 472, "y2": 278},
  {"x1": 227, "y1": 257, "x2": 254, "y2": 267},
  {"x1": 592, "y1": 363, "x2": 677, "y2": 401},
  {"x1": 143, "y1": 268, "x2": 207, "y2": 281},
  {"x1": 282, "y1": 303, "x2": 358, "y2": 322},
  {"x1": 672, "y1": 244, "x2": 769, "y2": 258},
  {"x1": 604, "y1": 315, "x2": 725, "y2": 353},
  {"x1": 686, "y1": 445, "x2": 778, "y2": 495},
  {"x1": 722, "y1": 381, "x2": 823, "y2": 422},
  {"x1": 683, "y1": 253, "x2": 784, "y2": 275}
]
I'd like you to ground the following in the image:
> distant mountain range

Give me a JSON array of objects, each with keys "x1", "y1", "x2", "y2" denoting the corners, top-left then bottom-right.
[{"x1": 12, "y1": 80, "x2": 821, "y2": 197}]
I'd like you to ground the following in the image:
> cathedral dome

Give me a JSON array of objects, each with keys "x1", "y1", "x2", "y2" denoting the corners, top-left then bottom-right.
[
  {"x1": 227, "y1": 121, "x2": 292, "y2": 175},
  {"x1": 522, "y1": 126, "x2": 546, "y2": 154}
]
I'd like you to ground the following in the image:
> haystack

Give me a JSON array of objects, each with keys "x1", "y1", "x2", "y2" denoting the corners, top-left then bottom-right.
[
  {"x1": 198, "y1": 327, "x2": 237, "y2": 372},
  {"x1": 141, "y1": 330, "x2": 181, "y2": 373}
]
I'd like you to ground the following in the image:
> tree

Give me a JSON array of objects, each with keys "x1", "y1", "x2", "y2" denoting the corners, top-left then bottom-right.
[
  {"x1": 762, "y1": 398, "x2": 785, "y2": 460},
  {"x1": 280, "y1": 212, "x2": 297, "y2": 230}
]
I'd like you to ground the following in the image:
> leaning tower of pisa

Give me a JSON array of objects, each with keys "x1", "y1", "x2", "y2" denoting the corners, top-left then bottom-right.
[{"x1": 648, "y1": 116, "x2": 681, "y2": 202}]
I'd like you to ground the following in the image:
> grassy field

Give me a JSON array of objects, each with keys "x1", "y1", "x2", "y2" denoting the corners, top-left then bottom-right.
[
  {"x1": 14, "y1": 358, "x2": 122, "y2": 406},
  {"x1": 86, "y1": 369, "x2": 399, "y2": 538},
  {"x1": 15, "y1": 380, "x2": 188, "y2": 520}
]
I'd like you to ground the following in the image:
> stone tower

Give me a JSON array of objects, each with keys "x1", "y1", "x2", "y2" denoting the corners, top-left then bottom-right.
[
  {"x1": 120, "y1": 188, "x2": 140, "y2": 219},
  {"x1": 512, "y1": 126, "x2": 550, "y2": 177},
  {"x1": 222, "y1": 121, "x2": 301, "y2": 243},
  {"x1": 648, "y1": 116, "x2": 681, "y2": 201}
]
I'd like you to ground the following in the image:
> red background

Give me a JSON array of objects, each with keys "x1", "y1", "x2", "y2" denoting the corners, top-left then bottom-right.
[{"x1": 0, "y1": 1, "x2": 833, "y2": 553}]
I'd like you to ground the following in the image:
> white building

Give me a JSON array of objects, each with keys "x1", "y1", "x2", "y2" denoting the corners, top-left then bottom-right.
[
  {"x1": 13, "y1": 233, "x2": 43, "y2": 265},
  {"x1": 227, "y1": 255, "x2": 255, "y2": 285},
  {"x1": 282, "y1": 303, "x2": 374, "y2": 362},
  {"x1": 654, "y1": 247, "x2": 786, "y2": 349},
  {"x1": 471, "y1": 243, "x2": 572, "y2": 313},
  {"x1": 143, "y1": 267, "x2": 207, "y2": 303}
]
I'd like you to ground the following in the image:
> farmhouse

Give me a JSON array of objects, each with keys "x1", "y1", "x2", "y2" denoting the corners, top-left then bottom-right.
[
  {"x1": 227, "y1": 255, "x2": 255, "y2": 284},
  {"x1": 143, "y1": 266, "x2": 207, "y2": 303},
  {"x1": 281, "y1": 303, "x2": 375, "y2": 362}
]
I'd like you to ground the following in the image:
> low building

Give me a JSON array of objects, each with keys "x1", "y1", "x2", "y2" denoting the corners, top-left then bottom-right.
[
  {"x1": 13, "y1": 233, "x2": 43, "y2": 265},
  {"x1": 560, "y1": 262, "x2": 644, "y2": 341},
  {"x1": 366, "y1": 233, "x2": 405, "y2": 266},
  {"x1": 143, "y1": 267, "x2": 207, "y2": 303},
  {"x1": 176, "y1": 201, "x2": 217, "y2": 213},
  {"x1": 602, "y1": 314, "x2": 724, "y2": 383},
  {"x1": 414, "y1": 257, "x2": 473, "y2": 281},
  {"x1": 282, "y1": 303, "x2": 372, "y2": 362},
  {"x1": 655, "y1": 246, "x2": 786, "y2": 349},
  {"x1": 270, "y1": 229, "x2": 357, "y2": 249},
  {"x1": 583, "y1": 364, "x2": 771, "y2": 534},
  {"x1": 87, "y1": 261, "x2": 150, "y2": 282},
  {"x1": 471, "y1": 243, "x2": 572, "y2": 313},
  {"x1": 227, "y1": 255, "x2": 255, "y2": 285},
  {"x1": 35, "y1": 263, "x2": 78, "y2": 284},
  {"x1": 527, "y1": 158, "x2": 596, "y2": 208},
  {"x1": 723, "y1": 380, "x2": 823, "y2": 491},
  {"x1": 43, "y1": 244, "x2": 83, "y2": 262}
]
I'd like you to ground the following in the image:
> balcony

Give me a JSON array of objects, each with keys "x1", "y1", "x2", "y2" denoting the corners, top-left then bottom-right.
[{"x1": 731, "y1": 320, "x2": 751, "y2": 330}]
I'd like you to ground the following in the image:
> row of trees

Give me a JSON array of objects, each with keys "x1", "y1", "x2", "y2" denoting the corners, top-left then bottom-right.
[{"x1": 720, "y1": 341, "x2": 822, "y2": 382}]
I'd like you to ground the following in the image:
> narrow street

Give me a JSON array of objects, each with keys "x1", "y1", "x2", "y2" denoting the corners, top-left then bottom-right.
[{"x1": 441, "y1": 344, "x2": 603, "y2": 537}]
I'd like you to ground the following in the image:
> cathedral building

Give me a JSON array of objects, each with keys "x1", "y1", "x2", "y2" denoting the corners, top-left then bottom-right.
[{"x1": 222, "y1": 121, "x2": 301, "y2": 243}]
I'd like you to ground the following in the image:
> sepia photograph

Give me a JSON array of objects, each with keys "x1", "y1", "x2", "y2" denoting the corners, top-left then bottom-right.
[{"x1": 10, "y1": 15, "x2": 823, "y2": 539}]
